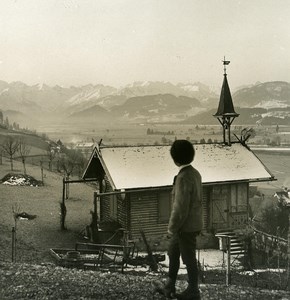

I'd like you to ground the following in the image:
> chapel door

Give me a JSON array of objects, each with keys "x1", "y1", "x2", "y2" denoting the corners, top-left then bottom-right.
[
  {"x1": 228, "y1": 183, "x2": 249, "y2": 229},
  {"x1": 211, "y1": 185, "x2": 230, "y2": 230}
]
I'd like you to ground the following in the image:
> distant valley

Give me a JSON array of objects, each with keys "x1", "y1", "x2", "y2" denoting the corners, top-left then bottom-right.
[{"x1": 1, "y1": 80, "x2": 290, "y2": 129}]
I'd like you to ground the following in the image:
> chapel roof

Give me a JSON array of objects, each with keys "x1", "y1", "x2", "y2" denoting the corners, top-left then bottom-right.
[{"x1": 83, "y1": 143, "x2": 274, "y2": 190}]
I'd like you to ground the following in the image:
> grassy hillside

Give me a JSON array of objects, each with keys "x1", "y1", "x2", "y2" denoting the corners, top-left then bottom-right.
[
  {"x1": 0, "y1": 127, "x2": 48, "y2": 156},
  {"x1": 0, "y1": 157, "x2": 95, "y2": 264}
]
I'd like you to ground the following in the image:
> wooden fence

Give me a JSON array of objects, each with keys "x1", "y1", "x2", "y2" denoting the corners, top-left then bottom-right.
[{"x1": 250, "y1": 225, "x2": 288, "y2": 260}]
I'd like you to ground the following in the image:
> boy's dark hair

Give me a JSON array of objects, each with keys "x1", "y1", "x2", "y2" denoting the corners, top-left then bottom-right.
[{"x1": 170, "y1": 140, "x2": 195, "y2": 165}]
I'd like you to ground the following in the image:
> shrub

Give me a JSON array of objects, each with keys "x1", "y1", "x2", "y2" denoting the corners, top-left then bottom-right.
[{"x1": 260, "y1": 203, "x2": 289, "y2": 239}]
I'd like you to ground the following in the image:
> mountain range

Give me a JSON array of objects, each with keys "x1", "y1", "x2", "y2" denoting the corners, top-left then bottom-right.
[{"x1": 1, "y1": 80, "x2": 290, "y2": 127}]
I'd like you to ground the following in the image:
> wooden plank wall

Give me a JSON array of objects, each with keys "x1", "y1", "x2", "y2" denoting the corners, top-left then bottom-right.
[
  {"x1": 100, "y1": 182, "x2": 214, "y2": 240},
  {"x1": 202, "y1": 186, "x2": 210, "y2": 231},
  {"x1": 99, "y1": 177, "x2": 129, "y2": 230},
  {"x1": 100, "y1": 177, "x2": 113, "y2": 223},
  {"x1": 130, "y1": 192, "x2": 168, "y2": 240},
  {"x1": 117, "y1": 195, "x2": 129, "y2": 230}
]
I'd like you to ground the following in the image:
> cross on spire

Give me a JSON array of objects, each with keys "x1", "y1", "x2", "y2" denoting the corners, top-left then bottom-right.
[{"x1": 223, "y1": 56, "x2": 230, "y2": 75}]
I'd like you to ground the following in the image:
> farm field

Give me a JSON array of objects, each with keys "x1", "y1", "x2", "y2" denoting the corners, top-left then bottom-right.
[
  {"x1": 258, "y1": 151, "x2": 290, "y2": 184},
  {"x1": 37, "y1": 122, "x2": 227, "y2": 145},
  {"x1": 251, "y1": 150, "x2": 290, "y2": 195},
  {"x1": 38, "y1": 121, "x2": 290, "y2": 148}
]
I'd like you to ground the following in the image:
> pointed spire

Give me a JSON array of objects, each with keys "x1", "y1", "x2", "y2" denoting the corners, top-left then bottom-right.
[
  {"x1": 214, "y1": 74, "x2": 239, "y2": 118},
  {"x1": 213, "y1": 57, "x2": 239, "y2": 145}
]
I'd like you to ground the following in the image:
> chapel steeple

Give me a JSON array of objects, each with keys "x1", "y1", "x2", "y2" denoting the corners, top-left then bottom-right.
[{"x1": 213, "y1": 57, "x2": 239, "y2": 145}]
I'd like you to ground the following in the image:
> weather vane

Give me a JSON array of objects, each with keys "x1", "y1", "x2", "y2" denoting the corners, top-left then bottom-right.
[{"x1": 222, "y1": 56, "x2": 230, "y2": 75}]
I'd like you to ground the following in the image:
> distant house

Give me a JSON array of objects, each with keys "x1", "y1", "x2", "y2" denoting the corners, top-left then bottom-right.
[
  {"x1": 82, "y1": 61, "x2": 275, "y2": 249},
  {"x1": 75, "y1": 142, "x2": 95, "y2": 158}
]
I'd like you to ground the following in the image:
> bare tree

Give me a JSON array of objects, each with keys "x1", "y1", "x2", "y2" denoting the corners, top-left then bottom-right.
[
  {"x1": 240, "y1": 127, "x2": 256, "y2": 144},
  {"x1": 18, "y1": 138, "x2": 31, "y2": 175},
  {"x1": 46, "y1": 142, "x2": 56, "y2": 171},
  {"x1": 59, "y1": 149, "x2": 85, "y2": 199},
  {"x1": 0, "y1": 110, "x2": 3, "y2": 125},
  {"x1": 1, "y1": 136, "x2": 20, "y2": 171},
  {"x1": 59, "y1": 152, "x2": 76, "y2": 199}
]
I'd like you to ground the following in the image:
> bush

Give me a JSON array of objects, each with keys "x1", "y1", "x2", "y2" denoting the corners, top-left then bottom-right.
[{"x1": 260, "y1": 203, "x2": 289, "y2": 239}]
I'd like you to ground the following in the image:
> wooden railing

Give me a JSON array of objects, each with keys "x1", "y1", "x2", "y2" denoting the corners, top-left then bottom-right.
[{"x1": 249, "y1": 224, "x2": 288, "y2": 260}]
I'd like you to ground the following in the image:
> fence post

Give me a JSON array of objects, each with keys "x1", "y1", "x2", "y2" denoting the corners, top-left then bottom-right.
[
  {"x1": 226, "y1": 236, "x2": 231, "y2": 286},
  {"x1": 287, "y1": 207, "x2": 290, "y2": 289},
  {"x1": 60, "y1": 177, "x2": 67, "y2": 230},
  {"x1": 65, "y1": 175, "x2": 70, "y2": 199},
  {"x1": 12, "y1": 226, "x2": 16, "y2": 262},
  {"x1": 40, "y1": 160, "x2": 44, "y2": 184}
]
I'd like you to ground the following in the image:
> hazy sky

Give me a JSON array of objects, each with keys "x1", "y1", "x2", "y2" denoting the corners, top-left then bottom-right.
[{"x1": 1, "y1": 0, "x2": 290, "y2": 89}]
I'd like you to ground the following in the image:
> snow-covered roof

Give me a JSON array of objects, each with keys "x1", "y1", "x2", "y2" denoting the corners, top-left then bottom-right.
[
  {"x1": 83, "y1": 143, "x2": 274, "y2": 190},
  {"x1": 75, "y1": 142, "x2": 94, "y2": 148}
]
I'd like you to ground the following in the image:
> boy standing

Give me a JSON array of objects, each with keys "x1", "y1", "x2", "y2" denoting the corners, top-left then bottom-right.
[{"x1": 158, "y1": 140, "x2": 203, "y2": 300}]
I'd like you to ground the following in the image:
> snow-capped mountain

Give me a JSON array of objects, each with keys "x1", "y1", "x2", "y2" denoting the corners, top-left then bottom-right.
[
  {"x1": 64, "y1": 84, "x2": 117, "y2": 106},
  {"x1": 118, "y1": 81, "x2": 217, "y2": 101},
  {"x1": 1, "y1": 80, "x2": 290, "y2": 127},
  {"x1": 233, "y1": 81, "x2": 290, "y2": 108}
]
